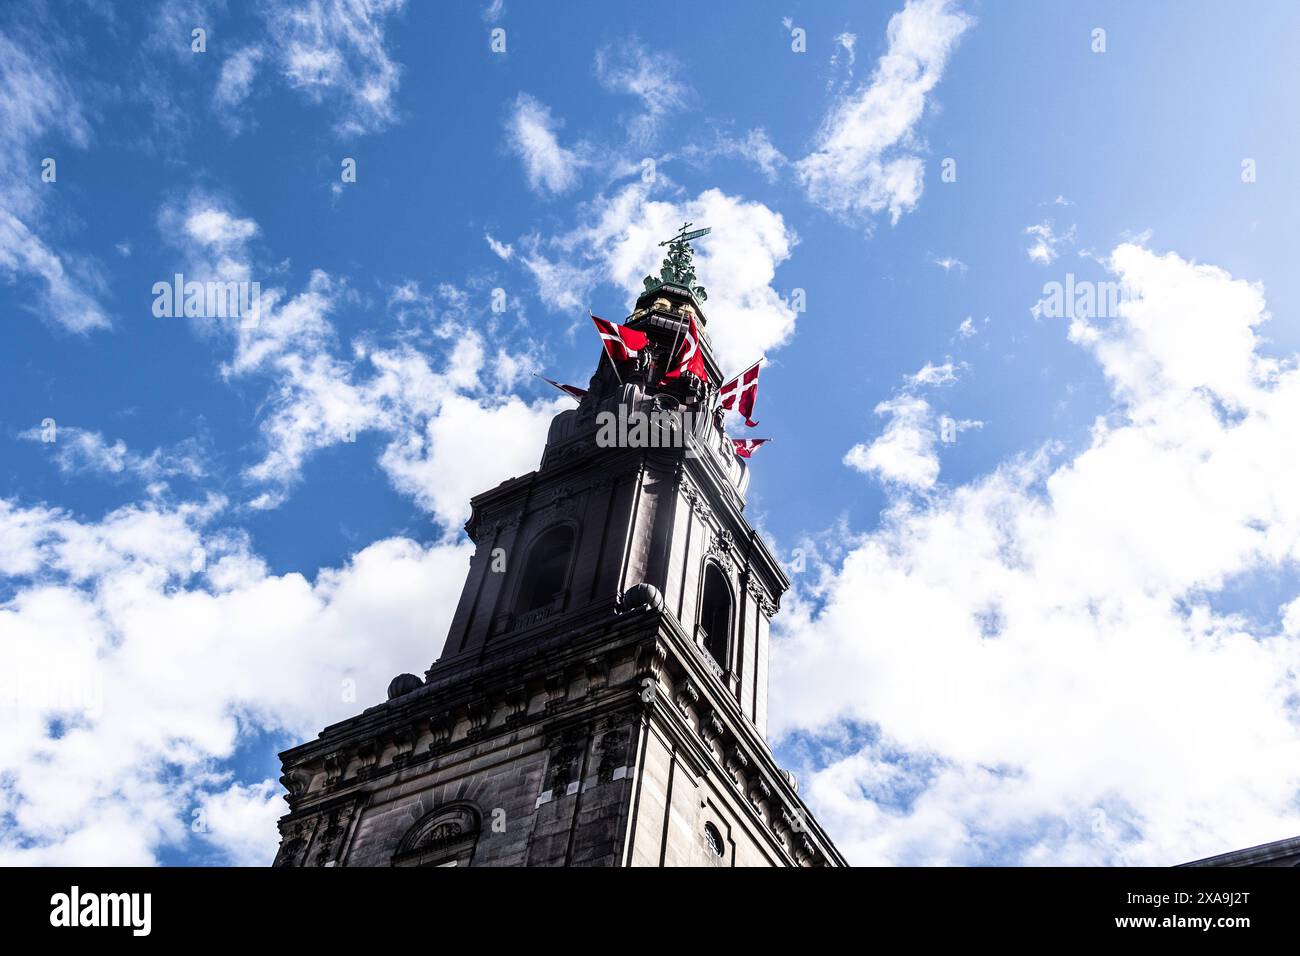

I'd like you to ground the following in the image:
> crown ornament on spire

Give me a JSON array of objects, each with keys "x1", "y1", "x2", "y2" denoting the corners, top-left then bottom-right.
[{"x1": 643, "y1": 222, "x2": 710, "y2": 302}]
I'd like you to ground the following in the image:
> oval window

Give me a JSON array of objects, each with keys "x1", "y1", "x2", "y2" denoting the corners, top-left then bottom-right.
[{"x1": 703, "y1": 822, "x2": 725, "y2": 858}]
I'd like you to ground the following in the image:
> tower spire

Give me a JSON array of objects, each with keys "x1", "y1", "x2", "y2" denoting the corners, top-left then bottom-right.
[
  {"x1": 643, "y1": 222, "x2": 710, "y2": 302},
  {"x1": 272, "y1": 215, "x2": 844, "y2": 869}
]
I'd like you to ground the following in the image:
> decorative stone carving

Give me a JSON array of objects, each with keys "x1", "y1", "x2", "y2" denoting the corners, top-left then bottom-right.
[
  {"x1": 596, "y1": 729, "x2": 628, "y2": 784},
  {"x1": 544, "y1": 671, "x2": 569, "y2": 712},
  {"x1": 427, "y1": 711, "x2": 454, "y2": 755},
  {"x1": 636, "y1": 640, "x2": 669, "y2": 680},
  {"x1": 491, "y1": 510, "x2": 523, "y2": 537},
  {"x1": 273, "y1": 819, "x2": 317, "y2": 867},
  {"x1": 542, "y1": 486, "x2": 577, "y2": 518},
  {"x1": 280, "y1": 765, "x2": 312, "y2": 801},
  {"x1": 504, "y1": 684, "x2": 529, "y2": 725},
  {"x1": 390, "y1": 724, "x2": 418, "y2": 766},
  {"x1": 725, "y1": 743, "x2": 750, "y2": 782},
  {"x1": 402, "y1": 806, "x2": 476, "y2": 853},
  {"x1": 307, "y1": 803, "x2": 359, "y2": 867},
  {"x1": 584, "y1": 656, "x2": 610, "y2": 692},
  {"x1": 465, "y1": 702, "x2": 491, "y2": 739},
  {"x1": 703, "y1": 709, "x2": 725, "y2": 743},
  {"x1": 544, "y1": 730, "x2": 586, "y2": 795},
  {"x1": 393, "y1": 804, "x2": 481, "y2": 866},
  {"x1": 683, "y1": 483, "x2": 713, "y2": 523},
  {"x1": 707, "y1": 528, "x2": 736, "y2": 571},
  {"x1": 674, "y1": 678, "x2": 700, "y2": 719},
  {"x1": 355, "y1": 739, "x2": 380, "y2": 778},
  {"x1": 323, "y1": 751, "x2": 347, "y2": 789}
]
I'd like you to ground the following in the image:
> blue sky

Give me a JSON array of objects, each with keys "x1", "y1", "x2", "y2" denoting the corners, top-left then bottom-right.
[{"x1": 3, "y1": 0, "x2": 1300, "y2": 866}]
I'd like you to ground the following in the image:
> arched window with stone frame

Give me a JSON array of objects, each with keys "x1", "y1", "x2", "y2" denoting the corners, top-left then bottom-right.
[
  {"x1": 696, "y1": 561, "x2": 734, "y2": 673},
  {"x1": 512, "y1": 523, "x2": 578, "y2": 617},
  {"x1": 391, "y1": 802, "x2": 481, "y2": 867}
]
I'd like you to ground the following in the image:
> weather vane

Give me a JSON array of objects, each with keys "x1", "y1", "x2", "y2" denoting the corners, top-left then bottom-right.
[{"x1": 644, "y1": 221, "x2": 710, "y2": 301}]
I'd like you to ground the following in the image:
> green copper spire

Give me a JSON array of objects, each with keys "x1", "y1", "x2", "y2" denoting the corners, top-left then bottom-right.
[{"x1": 643, "y1": 222, "x2": 710, "y2": 302}]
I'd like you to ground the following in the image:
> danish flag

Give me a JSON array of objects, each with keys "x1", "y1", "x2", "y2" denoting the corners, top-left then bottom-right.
[
  {"x1": 536, "y1": 374, "x2": 587, "y2": 401},
  {"x1": 591, "y1": 315, "x2": 647, "y2": 363},
  {"x1": 662, "y1": 313, "x2": 707, "y2": 383},
  {"x1": 730, "y1": 438, "x2": 771, "y2": 459},
  {"x1": 719, "y1": 360, "x2": 762, "y2": 427}
]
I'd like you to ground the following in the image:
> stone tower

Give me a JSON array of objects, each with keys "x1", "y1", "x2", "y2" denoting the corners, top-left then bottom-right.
[{"x1": 272, "y1": 231, "x2": 845, "y2": 867}]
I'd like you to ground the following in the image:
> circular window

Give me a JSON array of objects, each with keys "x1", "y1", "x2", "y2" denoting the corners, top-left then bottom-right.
[{"x1": 703, "y1": 822, "x2": 725, "y2": 858}]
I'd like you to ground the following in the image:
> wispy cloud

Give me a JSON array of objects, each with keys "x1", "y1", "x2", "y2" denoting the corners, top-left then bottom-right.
[
  {"x1": 0, "y1": 32, "x2": 108, "y2": 332},
  {"x1": 212, "y1": 44, "x2": 265, "y2": 132},
  {"x1": 264, "y1": 0, "x2": 408, "y2": 136},
  {"x1": 22, "y1": 426, "x2": 205, "y2": 484},
  {"x1": 796, "y1": 0, "x2": 973, "y2": 227},
  {"x1": 505, "y1": 93, "x2": 585, "y2": 195},
  {"x1": 683, "y1": 128, "x2": 788, "y2": 183},
  {"x1": 594, "y1": 39, "x2": 690, "y2": 147},
  {"x1": 1024, "y1": 219, "x2": 1076, "y2": 265},
  {"x1": 843, "y1": 358, "x2": 976, "y2": 489}
]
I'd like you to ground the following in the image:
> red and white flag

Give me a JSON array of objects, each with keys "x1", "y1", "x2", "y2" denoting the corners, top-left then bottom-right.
[
  {"x1": 536, "y1": 374, "x2": 587, "y2": 401},
  {"x1": 662, "y1": 313, "x2": 707, "y2": 383},
  {"x1": 591, "y1": 315, "x2": 647, "y2": 364},
  {"x1": 719, "y1": 360, "x2": 762, "y2": 427},
  {"x1": 730, "y1": 438, "x2": 771, "y2": 459}
]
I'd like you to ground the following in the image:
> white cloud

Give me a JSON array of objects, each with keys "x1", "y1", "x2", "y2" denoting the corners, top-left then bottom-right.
[
  {"x1": 845, "y1": 359, "x2": 971, "y2": 490},
  {"x1": 195, "y1": 780, "x2": 283, "y2": 866},
  {"x1": 733, "y1": 129, "x2": 787, "y2": 182},
  {"x1": 484, "y1": 232, "x2": 514, "y2": 261},
  {"x1": 778, "y1": 243, "x2": 1300, "y2": 865},
  {"x1": 594, "y1": 40, "x2": 690, "y2": 147},
  {"x1": 0, "y1": 214, "x2": 108, "y2": 333},
  {"x1": 532, "y1": 183, "x2": 799, "y2": 368},
  {"x1": 505, "y1": 93, "x2": 584, "y2": 195},
  {"x1": 265, "y1": 0, "x2": 407, "y2": 135},
  {"x1": 185, "y1": 207, "x2": 259, "y2": 248},
  {"x1": 0, "y1": 496, "x2": 472, "y2": 864},
  {"x1": 519, "y1": 239, "x2": 597, "y2": 313},
  {"x1": 157, "y1": 195, "x2": 560, "y2": 526},
  {"x1": 796, "y1": 0, "x2": 972, "y2": 226},
  {"x1": 932, "y1": 255, "x2": 967, "y2": 273},
  {"x1": 828, "y1": 31, "x2": 858, "y2": 91},
  {"x1": 908, "y1": 359, "x2": 962, "y2": 387},
  {"x1": 21, "y1": 427, "x2": 205, "y2": 484},
  {"x1": 213, "y1": 45, "x2": 265, "y2": 131},
  {"x1": 380, "y1": 392, "x2": 564, "y2": 524},
  {"x1": 1024, "y1": 220, "x2": 1075, "y2": 265},
  {"x1": 844, "y1": 394, "x2": 941, "y2": 489},
  {"x1": 957, "y1": 316, "x2": 976, "y2": 338},
  {"x1": 686, "y1": 129, "x2": 787, "y2": 183},
  {"x1": 0, "y1": 34, "x2": 108, "y2": 332}
]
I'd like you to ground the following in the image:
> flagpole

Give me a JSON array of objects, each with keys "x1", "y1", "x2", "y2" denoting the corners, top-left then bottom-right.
[{"x1": 666, "y1": 319, "x2": 683, "y2": 383}]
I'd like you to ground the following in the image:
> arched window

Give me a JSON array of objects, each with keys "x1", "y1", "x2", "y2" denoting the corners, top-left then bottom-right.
[
  {"x1": 698, "y1": 563, "x2": 732, "y2": 668},
  {"x1": 516, "y1": 525, "x2": 575, "y2": 613},
  {"x1": 393, "y1": 803, "x2": 480, "y2": 867}
]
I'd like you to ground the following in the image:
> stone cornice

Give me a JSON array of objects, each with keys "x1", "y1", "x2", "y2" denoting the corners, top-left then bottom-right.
[{"x1": 276, "y1": 600, "x2": 845, "y2": 866}]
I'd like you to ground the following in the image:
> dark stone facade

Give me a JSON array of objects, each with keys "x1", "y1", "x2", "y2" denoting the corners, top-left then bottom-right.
[
  {"x1": 273, "y1": 279, "x2": 846, "y2": 867},
  {"x1": 1181, "y1": 836, "x2": 1300, "y2": 868}
]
